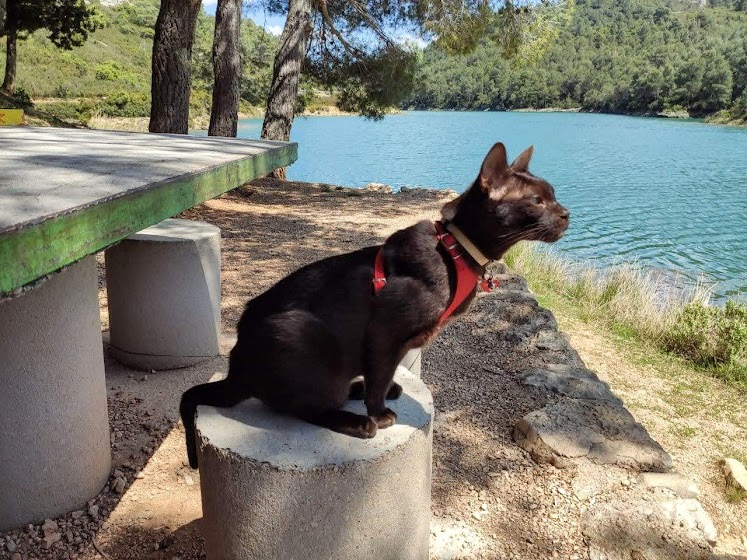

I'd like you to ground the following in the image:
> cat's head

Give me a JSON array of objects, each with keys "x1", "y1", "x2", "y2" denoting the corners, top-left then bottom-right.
[{"x1": 442, "y1": 142, "x2": 569, "y2": 260}]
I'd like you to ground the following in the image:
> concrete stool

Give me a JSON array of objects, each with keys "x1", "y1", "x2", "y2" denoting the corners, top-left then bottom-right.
[
  {"x1": 196, "y1": 368, "x2": 433, "y2": 560},
  {"x1": 105, "y1": 218, "x2": 221, "y2": 370},
  {"x1": 400, "y1": 347, "x2": 422, "y2": 377},
  {"x1": 0, "y1": 257, "x2": 111, "y2": 531}
]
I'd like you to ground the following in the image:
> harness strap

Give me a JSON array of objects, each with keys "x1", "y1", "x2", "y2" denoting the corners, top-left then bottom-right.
[
  {"x1": 433, "y1": 221, "x2": 482, "y2": 325},
  {"x1": 372, "y1": 221, "x2": 498, "y2": 326},
  {"x1": 373, "y1": 247, "x2": 387, "y2": 292}
]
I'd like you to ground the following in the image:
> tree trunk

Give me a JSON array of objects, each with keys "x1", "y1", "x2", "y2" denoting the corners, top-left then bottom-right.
[
  {"x1": 0, "y1": 0, "x2": 7, "y2": 36},
  {"x1": 2, "y1": 28, "x2": 16, "y2": 94},
  {"x1": 149, "y1": 0, "x2": 202, "y2": 134},
  {"x1": 208, "y1": 0, "x2": 241, "y2": 137},
  {"x1": 260, "y1": 0, "x2": 311, "y2": 179}
]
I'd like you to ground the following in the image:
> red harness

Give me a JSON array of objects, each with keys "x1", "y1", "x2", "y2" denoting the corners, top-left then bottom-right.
[{"x1": 373, "y1": 221, "x2": 497, "y2": 326}]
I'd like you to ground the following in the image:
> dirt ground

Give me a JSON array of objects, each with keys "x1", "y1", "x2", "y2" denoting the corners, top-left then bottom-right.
[
  {"x1": 1, "y1": 178, "x2": 744, "y2": 560},
  {"x1": 558, "y1": 318, "x2": 747, "y2": 557}
]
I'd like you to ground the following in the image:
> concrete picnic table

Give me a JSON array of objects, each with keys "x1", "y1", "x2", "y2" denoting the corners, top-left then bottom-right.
[{"x1": 0, "y1": 126, "x2": 297, "y2": 531}]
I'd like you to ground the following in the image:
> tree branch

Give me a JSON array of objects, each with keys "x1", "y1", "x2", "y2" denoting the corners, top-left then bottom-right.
[{"x1": 313, "y1": 0, "x2": 365, "y2": 57}]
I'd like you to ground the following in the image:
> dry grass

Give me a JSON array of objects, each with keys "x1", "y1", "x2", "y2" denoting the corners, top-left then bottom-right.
[
  {"x1": 504, "y1": 242, "x2": 746, "y2": 385},
  {"x1": 87, "y1": 113, "x2": 150, "y2": 132}
]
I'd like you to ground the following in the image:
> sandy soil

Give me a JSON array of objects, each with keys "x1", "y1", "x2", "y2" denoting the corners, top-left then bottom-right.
[{"x1": 1, "y1": 178, "x2": 743, "y2": 560}]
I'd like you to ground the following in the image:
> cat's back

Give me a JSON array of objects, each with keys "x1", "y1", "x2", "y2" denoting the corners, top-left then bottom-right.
[{"x1": 237, "y1": 245, "x2": 380, "y2": 323}]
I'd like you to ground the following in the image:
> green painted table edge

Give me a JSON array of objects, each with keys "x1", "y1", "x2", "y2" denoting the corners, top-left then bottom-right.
[{"x1": 0, "y1": 141, "x2": 297, "y2": 296}]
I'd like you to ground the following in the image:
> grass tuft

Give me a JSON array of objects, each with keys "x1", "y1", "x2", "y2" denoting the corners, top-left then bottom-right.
[
  {"x1": 725, "y1": 485, "x2": 747, "y2": 504},
  {"x1": 504, "y1": 242, "x2": 747, "y2": 386}
]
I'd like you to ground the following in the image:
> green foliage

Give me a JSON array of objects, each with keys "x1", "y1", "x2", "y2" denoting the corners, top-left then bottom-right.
[
  {"x1": 2, "y1": 0, "x2": 100, "y2": 48},
  {"x1": 665, "y1": 301, "x2": 747, "y2": 381},
  {"x1": 0, "y1": 0, "x2": 277, "y2": 124},
  {"x1": 98, "y1": 90, "x2": 149, "y2": 117},
  {"x1": 405, "y1": 0, "x2": 747, "y2": 119},
  {"x1": 94, "y1": 61, "x2": 122, "y2": 81},
  {"x1": 10, "y1": 85, "x2": 32, "y2": 107},
  {"x1": 313, "y1": 45, "x2": 416, "y2": 119},
  {"x1": 506, "y1": 242, "x2": 747, "y2": 386}
]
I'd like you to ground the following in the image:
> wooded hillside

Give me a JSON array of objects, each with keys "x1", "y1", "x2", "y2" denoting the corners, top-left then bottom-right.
[
  {"x1": 404, "y1": 0, "x2": 747, "y2": 123},
  {"x1": 2, "y1": 0, "x2": 746, "y2": 125}
]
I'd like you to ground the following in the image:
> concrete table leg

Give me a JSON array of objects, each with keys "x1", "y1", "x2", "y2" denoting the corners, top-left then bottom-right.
[
  {"x1": 196, "y1": 368, "x2": 433, "y2": 560},
  {"x1": 0, "y1": 257, "x2": 111, "y2": 531},
  {"x1": 105, "y1": 219, "x2": 221, "y2": 371}
]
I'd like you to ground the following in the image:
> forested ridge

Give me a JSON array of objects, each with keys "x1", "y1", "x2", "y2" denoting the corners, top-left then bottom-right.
[
  {"x1": 3, "y1": 0, "x2": 747, "y2": 125},
  {"x1": 404, "y1": 0, "x2": 747, "y2": 124}
]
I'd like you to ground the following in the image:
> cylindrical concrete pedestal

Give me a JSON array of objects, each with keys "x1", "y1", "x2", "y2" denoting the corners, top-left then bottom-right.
[
  {"x1": 105, "y1": 218, "x2": 221, "y2": 370},
  {"x1": 401, "y1": 347, "x2": 422, "y2": 377},
  {"x1": 196, "y1": 368, "x2": 433, "y2": 560},
  {"x1": 0, "y1": 257, "x2": 111, "y2": 531}
]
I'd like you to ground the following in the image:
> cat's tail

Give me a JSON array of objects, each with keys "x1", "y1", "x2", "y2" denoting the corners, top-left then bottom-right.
[{"x1": 180, "y1": 379, "x2": 248, "y2": 469}]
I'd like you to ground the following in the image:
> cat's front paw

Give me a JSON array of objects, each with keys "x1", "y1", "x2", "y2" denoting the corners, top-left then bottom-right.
[{"x1": 371, "y1": 408, "x2": 397, "y2": 429}]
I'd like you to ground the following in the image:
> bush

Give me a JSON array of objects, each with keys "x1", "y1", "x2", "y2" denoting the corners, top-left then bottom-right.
[
  {"x1": 11, "y1": 87, "x2": 33, "y2": 108},
  {"x1": 39, "y1": 99, "x2": 93, "y2": 124},
  {"x1": 505, "y1": 242, "x2": 747, "y2": 385},
  {"x1": 96, "y1": 91, "x2": 150, "y2": 117},
  {"x1": 665, "y1": 301, "x2": 747, "y2": 380},
  {"x1": 95, "y1": 62, "x2": 123, "y2": 81}
]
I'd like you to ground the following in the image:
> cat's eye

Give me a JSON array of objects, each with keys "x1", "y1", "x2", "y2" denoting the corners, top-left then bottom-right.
[{"x1": 531, "y1": 195, "x2": 543, "y2": 205}]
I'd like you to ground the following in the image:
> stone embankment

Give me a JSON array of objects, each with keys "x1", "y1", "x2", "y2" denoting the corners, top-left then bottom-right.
[{"x1": 486, "y1": 265, "x2": 717, "y2": 559}]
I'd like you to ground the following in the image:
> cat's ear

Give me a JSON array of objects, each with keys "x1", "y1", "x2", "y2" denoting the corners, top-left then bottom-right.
[
  {"x1": 479, "y1": 142, "x2": 510, "y2": 193},
  {"x1": 510, "y1": 145, "x2": 534, "y2": 173},
  {"x1": 441, "y1": 193, "x2": 464, "y2": 221}
]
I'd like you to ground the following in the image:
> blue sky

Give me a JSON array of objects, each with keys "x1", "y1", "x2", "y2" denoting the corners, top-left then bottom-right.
[
  {"x1": 202, "y1": 1, "x2": 428, "y2": 46},
  {"x1": 203, "y1": 1, "x2": 287, "y2": 35}
]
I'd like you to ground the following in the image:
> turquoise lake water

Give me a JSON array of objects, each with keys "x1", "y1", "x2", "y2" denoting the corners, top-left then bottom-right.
[{"x1": 230, "y1": 111, "x2": 747, "y2": 301}]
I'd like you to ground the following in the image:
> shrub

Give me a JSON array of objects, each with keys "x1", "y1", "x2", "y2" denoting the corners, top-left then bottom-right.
[
  {"x1": 95, "y1": 62, "x2": 123, "y2": 81},
  {"x1": 505, "y1": 242, "x2": 747, "y2": 385},
  {"x1": 11, "y1": 87, "x2": 33, "y2": 108},
  {"x1": 96, "y1": 91, "x2": 150, "y2": 117},
  {"x1": 665, "y1": 301, "x2": 747, "y2": 381}
]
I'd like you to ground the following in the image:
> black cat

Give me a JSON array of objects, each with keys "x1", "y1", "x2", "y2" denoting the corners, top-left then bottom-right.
[{"x1": 180, "y1": 142, "x2": 569, "y2": 468}]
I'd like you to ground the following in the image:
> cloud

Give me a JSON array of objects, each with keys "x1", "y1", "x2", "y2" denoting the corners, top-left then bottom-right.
[
  {"x1": 393, "y1": 32, "x2": 429, "y2": 49},
  {"x1": 266, "y1": 24, "x2": 284, "y2": 36}
]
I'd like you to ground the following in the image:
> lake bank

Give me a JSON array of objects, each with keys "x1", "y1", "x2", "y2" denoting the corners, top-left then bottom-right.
[{"x1": 409, "y1": 106, "x2": 746, "y2": 127}]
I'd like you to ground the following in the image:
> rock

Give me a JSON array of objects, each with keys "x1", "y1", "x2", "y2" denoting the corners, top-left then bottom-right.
[
  {"x1": 582, "y1": 498, "x2": 716, "y2": 559},
  {"x1": 71, "y1": 509, "x2": 84, "y2": 519},
  {"x1": 522, "y1": 367, "x2": 622, "y2": 403},
  {"x1": 638, "y1": 472, "x2": 700, "y2": 499},
  {"x1": 722, "y1": 458, "x2": 747, "y2": 495},
  {"x1": 514, "y1": 399, "x2": 672, "y2": 471},
  {"x1": 112, "y1": 477, "x2": 126, "y2": 493},
  {"x1": 365, "y1": 183, "x2": 393, "y2": 194},
  {"x1": 11, "y1": 553, "x2": 21, "y2": 560},
  {"x1": 88, "y1": 504, "x2": 99, "y2": 518},
  {"x1": 113, "y1": 469, "x2": 124, "y2": 479},
  {"x1": 5, "y1": 539, "x2": 16, "y2": 552},
  {"x1": 41, "y1": 519, "x2": 58, "y2": 535},
  {"x1": 588, "y1": 439, "x2": 672, "y2": 472},
  {"x1": 42, "y1": 532, "x2": 62, "y2": 549}
]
